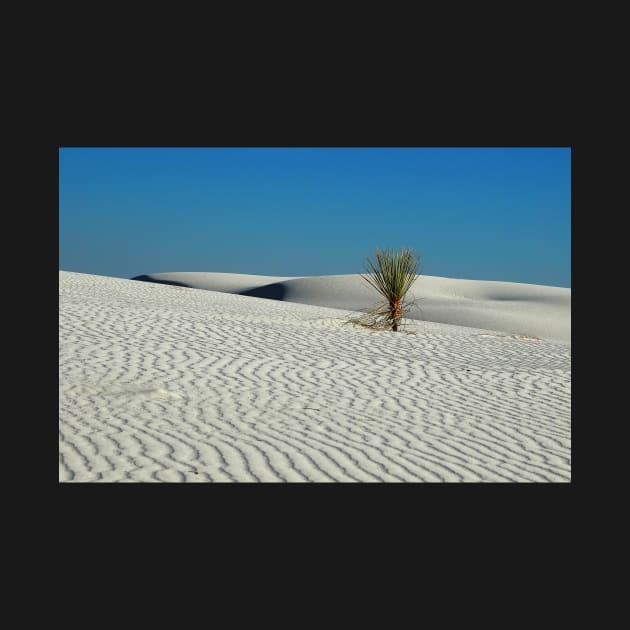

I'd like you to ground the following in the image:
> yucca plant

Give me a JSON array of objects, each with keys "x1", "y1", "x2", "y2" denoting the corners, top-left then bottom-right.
[{"x1": 351, "y1": 247, "x2": 420, "y2": 332}]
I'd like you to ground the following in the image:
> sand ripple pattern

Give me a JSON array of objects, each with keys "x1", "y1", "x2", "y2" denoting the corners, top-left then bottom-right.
[{"x1": 59, "y1": 272, "x2": 571, "y2": 482}]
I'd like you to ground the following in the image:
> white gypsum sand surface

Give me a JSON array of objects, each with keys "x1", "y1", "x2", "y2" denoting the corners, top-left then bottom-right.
[
  {"x1": 138, "y1": 272, "x2": 571, "y2": 344},
  {"x1": 59, "y1": 271, "x2": 571, "y2": 482}
]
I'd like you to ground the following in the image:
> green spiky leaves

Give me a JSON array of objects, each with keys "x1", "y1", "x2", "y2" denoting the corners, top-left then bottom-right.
[{"x1": 352, "y1": 247, "x2": 420, "y2": 332}]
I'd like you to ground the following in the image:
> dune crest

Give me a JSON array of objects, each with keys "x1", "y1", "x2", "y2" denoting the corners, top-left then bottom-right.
[{"x1": 134, "y1": 272, "x2": 571, "y2": 344}]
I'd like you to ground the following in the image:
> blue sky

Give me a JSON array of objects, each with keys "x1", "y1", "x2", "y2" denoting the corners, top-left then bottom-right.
[{"x1": 59, "y1": 147, "x2": 571, "y2": 287}]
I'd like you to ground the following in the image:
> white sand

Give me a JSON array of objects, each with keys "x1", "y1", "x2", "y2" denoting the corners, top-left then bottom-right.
[
  {"x1": 136, "y1": 272, "x2": 571, "y2": 344},
  {"x1": 59, "y1": 271, "x2": 571, "y2": 482}
]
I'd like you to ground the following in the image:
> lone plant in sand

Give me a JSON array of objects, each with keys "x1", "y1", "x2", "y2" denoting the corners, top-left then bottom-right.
[{"x1": 350, "y1": 247, "x2": 420, "y2": 332}]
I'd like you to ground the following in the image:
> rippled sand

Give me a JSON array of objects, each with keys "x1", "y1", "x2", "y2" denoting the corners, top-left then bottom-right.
[{"x1": 59, "y1": 271, "x2": 571, "y2": 482}]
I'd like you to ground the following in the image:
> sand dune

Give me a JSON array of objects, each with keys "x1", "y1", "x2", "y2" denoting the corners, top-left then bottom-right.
[
  {"x1": 134, "y1": 272, "x2": 571, "y2": 344},
  {"x1": 60, "y1": 271, "x2": 571, "y2": 482}
]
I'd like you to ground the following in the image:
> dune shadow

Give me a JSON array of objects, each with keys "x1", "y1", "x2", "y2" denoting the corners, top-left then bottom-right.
[
  {"x1": 131, "y1": 275, "x2": 287, "y2": 300},
  {"x1": 131, "y1": 275, "x2": 191, "y2": 288},
  {"x1": 238, "y1": 282, "x2": 287, "y2": 301}
]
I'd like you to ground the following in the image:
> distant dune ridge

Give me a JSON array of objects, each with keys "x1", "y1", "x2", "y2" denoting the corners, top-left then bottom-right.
[
  {"x1": 133, "y1": 272, "x2": 571, "y2": 344},
  {"x1": 60, "y1": 271, "x2": 571, "y2": 482}
]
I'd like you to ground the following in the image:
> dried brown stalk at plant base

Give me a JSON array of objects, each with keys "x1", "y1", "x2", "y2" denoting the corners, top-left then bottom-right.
[{"x1": 348, "y1": 247, "x2": 420, "y2": 332}]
